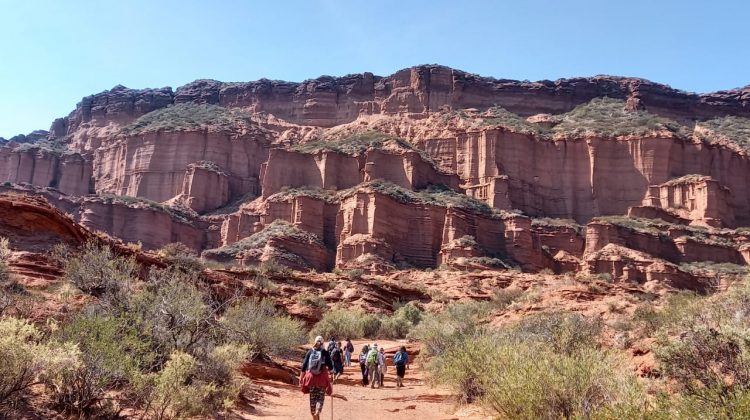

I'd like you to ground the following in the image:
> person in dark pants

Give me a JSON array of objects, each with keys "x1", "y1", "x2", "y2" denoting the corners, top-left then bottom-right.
[
  {"x1": 393, "y1": 346, "x2": 410, "y2": 388},
  {"x1": 358, "y1": 344, "x2": 370, "y2": 386},
  {"x1": 300, "y1": 336, "x2": 334, "y2": 420},
  {"x1": 331, "y1": 341, "x2": 344, "y2": 382}
]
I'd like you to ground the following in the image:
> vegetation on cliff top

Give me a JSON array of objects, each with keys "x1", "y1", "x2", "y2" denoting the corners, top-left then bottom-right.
[
  {"x1": 594, "y1": 215, "x2": 737, "y2": 247},
  {"x1": 342, "y1": 179, "x2": 519, "y2": 217},
  {"x1": 550, "y1": 97, "x2": 690, "y2": 138},
  {"x1": 291, "y1": 131, "x2": 440, "y2": 167},
  {"x1": 96, "y1": 193, "x2": 198, "y2": 225},
  {"x1": 202, "y1": 219, "x2": 324, "y2": 261},
  {"x1": 119, "y1": 103, "x2": 255, "y2": 135},
  {"x1": 697, "y1": 116, "x2": 750, "y2": 152}
]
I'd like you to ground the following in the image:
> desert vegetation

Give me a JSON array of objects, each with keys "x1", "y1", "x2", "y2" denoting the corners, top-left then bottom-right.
[
  {"x1": 0, "y1": 239, "x2": 305, "y2": 418},
  {"x1": 119, "y1": 103, "x2": 255, "y2": 136}
]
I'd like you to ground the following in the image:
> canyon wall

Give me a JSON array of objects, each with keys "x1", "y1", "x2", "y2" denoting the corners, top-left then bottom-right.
[
  {"x1": 62, "y1": 65, "x2": 750, "y2": 136},
  {"x1": 93, "y1": 131, "x2": 268, "y2": 203},
  {"x1": 0, "y1": 147, "x2": 92, "y2": 196},
  {"x1": 420, "y1": 130, "x2": 750, "y2": 226}
]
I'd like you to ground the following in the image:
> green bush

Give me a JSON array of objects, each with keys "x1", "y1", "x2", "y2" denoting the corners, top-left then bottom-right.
[
  {"x1": 310, "y1": 309, "x2": 383, "y2": 340},
  {"x1": 220, "y1": 298, "x2": 305, "y2": 357},
  {"x1": 431, "y1": 335, "x2": 641, "y2": 417},
  {"x1": 421, "y1": 307, "x2": 640, "y2": 419},
  {"x1": 48, "y1": 313, "x2": 154, "y2": 416},
  {"x1": 139, "y1": 346, "x2": 248, "y2": 419},
  {"x1": 502, "y1": 311, "x2": 602, "y2": 354},
  {"x1": 298, "y1": 293, "x2": 327, "y2": 309},
  {"x1": 0, "y1": 317, "x2": 81, "y2": 409},
  {"x1": 129, "y1": 268, "x2": 215, "y2": 361},
  {"x1": 157, "y1": 242, "x2": 204, "y2": 274},
  {"x1": 62, "y1": 241, "x2": 138, "y2": 306},
  {"x1": 410, "y1": 301, "x2": 490, "y2": 358}
]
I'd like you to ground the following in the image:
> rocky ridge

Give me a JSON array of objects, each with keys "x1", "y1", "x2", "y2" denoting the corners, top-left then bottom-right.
[{"x1": 2, "y1": 65, "x2": 750, "y2": 291}]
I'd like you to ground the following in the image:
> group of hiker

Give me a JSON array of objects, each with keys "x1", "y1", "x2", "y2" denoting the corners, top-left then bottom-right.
[{"x1": 299, "y1": 335, "x2": 410, "y2": 419}]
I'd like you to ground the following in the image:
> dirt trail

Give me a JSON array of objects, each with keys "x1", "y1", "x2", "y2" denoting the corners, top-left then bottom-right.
[{"x1": 243, "y1": 340, "x2": 486, "y2": 420}]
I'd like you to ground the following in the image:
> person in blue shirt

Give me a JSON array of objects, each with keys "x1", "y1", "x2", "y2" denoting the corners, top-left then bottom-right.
[{"x1": 393, "y1": 346, "x2": 410, "y2": 388}]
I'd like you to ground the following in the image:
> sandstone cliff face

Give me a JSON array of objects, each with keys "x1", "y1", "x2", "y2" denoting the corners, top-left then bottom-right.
[
  {"x1": 0, "y1": 146, "x2": 92, "y2": 196},
  {"x1": 420, "y1": 130, "x2": 750, "y2": 226},
  {"x1": 640, "y1": 175, "x2": 735, "y2": 227},
  {"x1": 4, "y1": 64, "x2": 750, "y2": 291},
  {"x1": 260, "y1": 148, "x2": 458, "y2": 199},
  {"x1": 77, "y1": 198, "x2": 207, "y2": 251},
  {"x1": 93, "y1": 130, "x2": 268, "y2": 205},
  {"x1": 61, "y1": 66, "x2": 750, "y2": 137}
]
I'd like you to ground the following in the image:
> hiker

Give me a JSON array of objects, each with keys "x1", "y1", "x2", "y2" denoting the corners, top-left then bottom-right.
[
  {"x1": 300, "y1": 336, "x2": 333, "y2": 420},
  {"x1": 344, "y1": 338, "x2": 354, "y2": 367},
  {"x1": 359, "y1": 345, "x2": 370, "y2": 386},
  {"x1": 393, "y1": 346, "x2": 409, "y2": 388},
  {"x1": 327, "y1": 337, "x2": 337, "y2": 353},
  {"x1": 331, "y1": 341, "x2": 344, "y2": 382},
  {"x1": 366, "y1": 343, "x2": 380, "y2": 388},
  {"x1": 377, "y1": 347, "x2": 387, "y2": 387}
]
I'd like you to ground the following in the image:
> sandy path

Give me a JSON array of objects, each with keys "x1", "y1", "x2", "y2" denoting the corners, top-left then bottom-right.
[{"x1": 244, "y1": 340, "x2": 486, "y2": 420}]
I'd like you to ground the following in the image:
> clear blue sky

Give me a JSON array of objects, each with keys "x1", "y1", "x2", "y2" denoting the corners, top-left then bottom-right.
[{"x1": 1, "y1": 0, "x2": 748, "y2": 138}]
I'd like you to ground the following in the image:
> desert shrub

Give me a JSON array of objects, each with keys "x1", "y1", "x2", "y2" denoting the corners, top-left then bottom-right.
[
  {"x1": 346, "y1": 268, "x2": 365, "y2": 280},
  {"x1": 298, "y1": 293, "x2": 327, "y2": 309},
  {"x1": 410, "y1": 301, "x2": 490, "y2": 358},
  {"x1": 431, "y1": 334, "x2": 641, "y2": 417},
  {"x1": 139, "y1": 346, "x2": 248, "y2": 419},
  {"x1": 491, "y1": 286, "x2": 524, "y2": 310},
  {"x1": 310, "y1": 309, "x2": 382, "y2": 340},
  {"x1": 632, "y1": 291, "x2": 702, "y2": 335},
  {"x1": 502, "y1": 311, "x2": 602, "y2": 354},
  {"x1": 220, "y1": 298, "x2": 304, "y2": 357},
  {"x1": 0, "y1": 317, "x2": 81, "y2": 409},
  {"x1": 0, "y1": 237, "x2": 10, "y2": 283},
  {"x1": 128, "y1": 269, "x2": 216, "y2": 362},
  {"x1": 157, "y1": 242, "x2": 204, "y2": 274},
  {"x1": 48, "y1": 313, "x2": 154, "y2": 416},
  {"x1": 422, "y1": 307, "x2": 638, "y2": 418},
  {"x1": 63, "y1": 241, "x2": 138, "y2": 306}
]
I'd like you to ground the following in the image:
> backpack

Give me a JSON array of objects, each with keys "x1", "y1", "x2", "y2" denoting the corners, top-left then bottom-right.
[
  {"x1": 327, "y1": 342, "x2": 336, "y2": 353},
  {"x1": 346, "y1": 341, "x2": 354, "y2": 353},
  {"x1": 308, "y1": 350, "x2": 324, "y2": 375},
  {"x1": 393, "y1": 351, "x2": 404, "y2": 366},
  {"x1": 366, "y1": 349, "x2": 378, "y2": 365}
]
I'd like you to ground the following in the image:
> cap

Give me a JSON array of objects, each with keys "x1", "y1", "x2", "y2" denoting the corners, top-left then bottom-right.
[{"x1": 315, "y1": 336, "x2": 324, "y2": 344}]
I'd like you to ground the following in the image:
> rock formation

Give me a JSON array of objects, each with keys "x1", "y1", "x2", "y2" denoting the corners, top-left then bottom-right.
[{"x1": 3, "y1": 64, "x2": 750, "y2": 291}]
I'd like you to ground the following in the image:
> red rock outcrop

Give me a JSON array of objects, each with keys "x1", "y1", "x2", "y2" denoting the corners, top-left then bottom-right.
[
  {"x1": 61, "y1": 65, "x2": 750, "y2": 137},
  {"x1": 640, "y1": 175, "x2": 735, "y2": 227},
  {"x1": 93, "y1": 130, "x2": 268, "y2": 204},
  {"x1": 261, "y1": 148, "x2": 459, "y2": 198},
  {"x1": 0, "y1": 146, "x2": 92, "y2": 196},
  {"x1": 175, "y1": 162, "x2": 231, "y2": 213}
]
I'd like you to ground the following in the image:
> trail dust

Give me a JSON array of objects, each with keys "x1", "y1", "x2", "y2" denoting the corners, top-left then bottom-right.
[{"x1": 243, "y1": 340, "x2": 487, "y2": 420}]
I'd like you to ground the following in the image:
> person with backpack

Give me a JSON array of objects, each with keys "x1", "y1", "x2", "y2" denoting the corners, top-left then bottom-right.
[
  {"x1": 327, "y1": 337, "x2": 337, "y2": 353},
  {"x1": 366, "y1": 344, "x2": 380, "y2": 388},
  {"x1": 330, "y1": 341, "x2": 344, "y2": 382},
  {"x1": 344, "y1": 338, "x2": 354, "y2": 367},
  {"x1": 300, "y1": 336, "x2": 333, "y2": 420},
  {"x1": 377, "y1": 347, "x2": 387, "y2": 387},
  {"x1": 393, "y1": 346, "x2": 409, "y2": 388},
  {"x1": 358, "y1": 344, "x2": 370, "y2": 386}
]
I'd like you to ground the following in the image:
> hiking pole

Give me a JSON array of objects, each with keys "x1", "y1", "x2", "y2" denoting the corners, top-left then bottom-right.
[{"x1": 330, "y1": 392, "x2": 333, "y2": 420}]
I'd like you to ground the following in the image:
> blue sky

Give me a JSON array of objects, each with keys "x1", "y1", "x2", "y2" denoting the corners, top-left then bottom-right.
[{"x1": 1, "y1": 0, "x2": 748, "y2": 138}]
